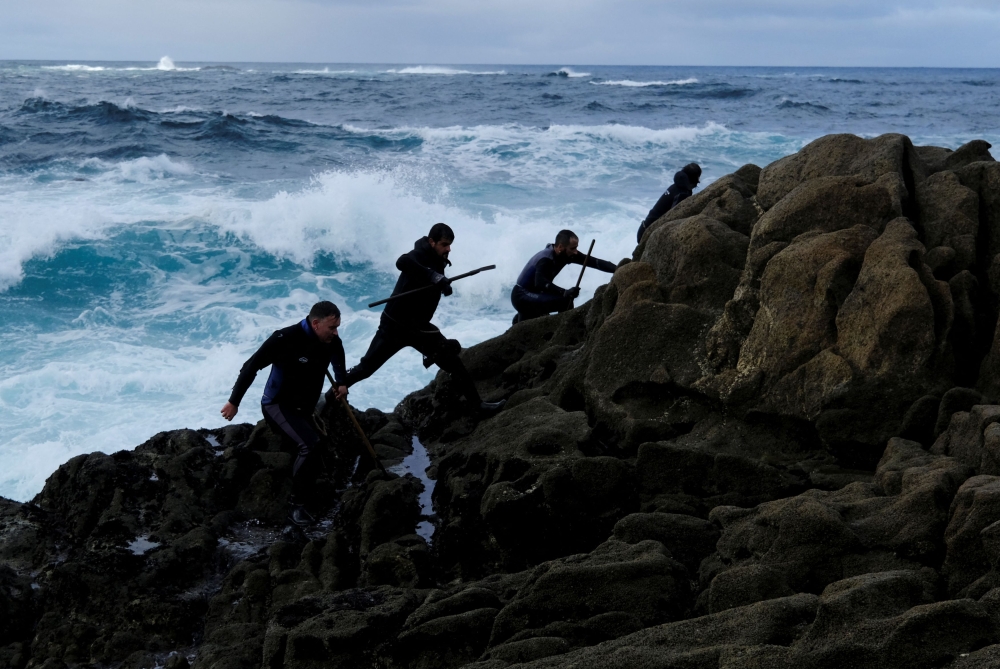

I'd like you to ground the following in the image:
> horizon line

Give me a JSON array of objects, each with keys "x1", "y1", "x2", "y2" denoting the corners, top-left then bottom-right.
[{"x1": 3, "y1": 58, "x2": 1000, "y2": 71}]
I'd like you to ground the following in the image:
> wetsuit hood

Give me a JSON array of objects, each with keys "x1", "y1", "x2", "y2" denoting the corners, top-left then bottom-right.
[
  {"x1": 382, "y1": 236, "x2": 452, "y2": 328},
  {"x1": 414, "y1": 236, "x2": 452, "y2": 267},
  {"x1": 673, "y1": 169, "x2": 694, "y2": 191}
]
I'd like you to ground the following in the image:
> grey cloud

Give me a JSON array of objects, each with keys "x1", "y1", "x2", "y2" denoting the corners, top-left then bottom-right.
[{"x1": 1, "y1": 0, "x2": 999, "y2": 66}]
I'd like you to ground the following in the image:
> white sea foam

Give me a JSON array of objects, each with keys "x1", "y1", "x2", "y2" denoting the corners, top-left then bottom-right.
[
  {"x1": 0, "y1": 156, "x2": 201, "y2": 291},
  {"x1": 386, "y1": 66, "x2": 507, "y2": 75},
  {"x1": 159, "y1": 105, "x2": 203, "y2": 114},
  {"x1": 591, "y1": 78, "x2": 699, "y2": 87},
  {"x1": 554, "y1": 67, "x2": 590, "y2": 78},
  {"x1": 111, "y1": 155, "x2": 196, "y2": 182},
  {"x1": 43, "y1": 64, "x2": 109, "y2": 72},
  {"x1": 40, "y1": 57, "x2": 200, "y2": 74},
  {"x1": 338, "y1": 121, "x2": 738, "y2": 192},
  {"x1": 293, "y1": 68, "x2": 359, "y2": 75}
]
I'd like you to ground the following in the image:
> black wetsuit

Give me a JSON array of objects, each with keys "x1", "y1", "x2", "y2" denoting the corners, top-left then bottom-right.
[
  {"x1": 228, "y1": 318, "x2": 347, "y2": 504},
  {"x1": 510, "y1": 244, "x2": 616, "y2": 322},
  {"x1": 636, "y1": 169, "x2": 697, "y2": 243},
  {"x1": 345, "y1": 237, "x2": 482, "y2": 403}
]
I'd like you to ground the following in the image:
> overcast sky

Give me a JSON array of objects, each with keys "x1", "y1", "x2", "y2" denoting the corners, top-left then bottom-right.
[{"x1": 3, "y1": 0, "x2": 999, "y2": 67}]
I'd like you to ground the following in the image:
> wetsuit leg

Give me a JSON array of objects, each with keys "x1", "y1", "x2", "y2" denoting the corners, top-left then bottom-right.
[
  {"x1": 511, "y1": 285, "x2": 568, "y2": 321},
  {"x1": 409, "y1": 327, "x2": 483, "y2": 404},
  {"x1": 262, "y1": 404, "x2": 321, "y2": 504},
  {"x1": 345, "y1": 326, "x2": 406, "y2": 386}
]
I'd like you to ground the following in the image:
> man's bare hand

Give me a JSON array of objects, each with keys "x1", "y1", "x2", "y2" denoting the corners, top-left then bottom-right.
[
  {"x1": 333, "y1": 385, "x2": 349, "y2": 401},
  {"x1": 221, "y1": 402, "x2": 238, "y2": 421}
]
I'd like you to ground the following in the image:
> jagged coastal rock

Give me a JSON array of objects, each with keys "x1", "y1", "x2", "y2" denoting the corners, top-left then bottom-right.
[{"x1": 4, "y1": 133, "x2": 1000, "y2": 668}]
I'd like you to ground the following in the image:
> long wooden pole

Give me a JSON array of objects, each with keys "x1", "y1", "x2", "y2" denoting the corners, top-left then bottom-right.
[
  {"x1": 325, "y1": 371, "x2": 388, "y2": 475},
  {"x1": 368, "y1": 264, "x2": 496, "y2": 308},
  {"x1": 575, "y1": 240, "x2": 596, "y2": 289}
]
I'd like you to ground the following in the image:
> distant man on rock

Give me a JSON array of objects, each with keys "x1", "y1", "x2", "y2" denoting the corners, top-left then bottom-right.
[
  {"x1": 220, "y1": 300, "x2": 348, "y2": 527},
  {"x1": 511, "y1": 229, "x2": 617, "y2": 324},
  {"x1": 636, "y1": 162, "x2": 702, "y2": 243},
  {"x1": 345, "y1": 222, "x2": 505, "y2": 415}
]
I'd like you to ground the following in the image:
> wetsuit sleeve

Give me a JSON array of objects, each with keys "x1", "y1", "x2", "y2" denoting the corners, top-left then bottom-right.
[
  {"x1": 329, "y1": 338, "x2": 347, "y2": 386},
  {"x1": 228, "y1": 332, "x2": 283, "y2": 407},
  {"x1": 570, "y1": 254, "x2": 617, "y2": 273},
  {"x1": 643, "y1": 191, "x2": 675, "y2": 226},
  {"x1": 396, "y1": 251, "x2": 438, "y2": 282},
  {"x1": 533, "y1": 257, "x2": 565, "y2": 295}
]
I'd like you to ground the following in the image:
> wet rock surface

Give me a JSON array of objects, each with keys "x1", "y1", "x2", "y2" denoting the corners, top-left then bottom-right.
[{"x1": 6, "y1": 133, "x2": 1000, "y2": 668}]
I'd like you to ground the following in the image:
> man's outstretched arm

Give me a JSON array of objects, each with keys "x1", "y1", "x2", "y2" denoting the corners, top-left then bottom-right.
[
  {"x1": 570, "y1": 253, "x2": 617, "y2": 273},
  {"x1": 220, "y1": 333, "x2": 280, "y2": 421}
]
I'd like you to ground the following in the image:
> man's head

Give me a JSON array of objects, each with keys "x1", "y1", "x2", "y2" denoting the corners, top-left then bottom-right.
[
  {"x1": 553, "y1": 229, "x2": 579, "y2": 257},
  {"x1": 308, "y1": 301, "x2": 342, "y2": 343},
  {"x1": 682, "y1": 163, "x2": 702, "y2": 186},
  {"x1": 428, "y1": 222, "x2": 454, "y2": 258}
]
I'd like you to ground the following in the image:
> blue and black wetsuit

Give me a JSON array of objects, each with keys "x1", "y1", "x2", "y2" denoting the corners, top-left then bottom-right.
[
  {"x1": 345, "y1": 237, "x2": 483, "y2": 404},
  {"x1": 510, "y1": 244, "x2": 616, "y2": 323},
  {"x1": 229, "y1": 318, "x2": 347, "y2": 504},
  {"x1": 636, "y1": 169, "x2": 697, "y2": 243}
]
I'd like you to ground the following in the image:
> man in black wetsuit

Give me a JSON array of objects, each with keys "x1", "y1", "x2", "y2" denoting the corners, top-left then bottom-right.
[
  {"x1": 636, "y1": 162, "x2": 702, "y2": 243},
  {"x1": 511, "y1": 229, "x2": 617, "y2": 324},
  {"x1": 345, "y1": 223, "x2": 505, "y2": 414},
  {"x1": 220, "y1": 300, "x2": 348, "y2": 527}
]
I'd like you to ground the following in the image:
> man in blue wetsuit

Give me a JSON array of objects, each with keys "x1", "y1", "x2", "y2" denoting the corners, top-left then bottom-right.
[
  {"x1": 511, "y1": 229, "x2": 617, "y2": 324},
  {"x1": 636, "y1": 163, "x2": 702, "y2": 243},
  {"x1": 345, "y1": 223, "x2": 505, "y2": 415},
  {"x1": 220, "y1": 300, "x2": 348, "y2": 527}
]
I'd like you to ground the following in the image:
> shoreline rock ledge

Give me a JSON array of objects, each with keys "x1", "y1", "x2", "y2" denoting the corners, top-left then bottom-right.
[{"x1": 5, "y1": 132, "x2": 1000, "y2": 669}]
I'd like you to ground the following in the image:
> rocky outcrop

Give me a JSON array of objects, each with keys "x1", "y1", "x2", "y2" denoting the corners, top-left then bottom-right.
[{"x1": 5, "y1": 133, "x2": 1000, "y2": 669}]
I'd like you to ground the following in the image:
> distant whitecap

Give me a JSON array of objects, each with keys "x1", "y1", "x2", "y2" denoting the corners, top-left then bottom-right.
[
  {"x1": 591, "y1": 78, "x2": 699, "y2": 87},
  {"x1": 552, "y1": 68, "x2": 591, "y2": 78},
  {"x1": 386, "y1": 66, "x2": 507, "y2": 75}
]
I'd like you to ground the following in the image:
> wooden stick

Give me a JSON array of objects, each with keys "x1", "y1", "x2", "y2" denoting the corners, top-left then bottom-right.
[
  {"x1": 325, "y1": 371, "x2": 388, "y2": 475},
  {"x1": 368, "y1": 264, "x2": 496, "y2": 308},
  {"x1": 575, "y1": 240, "x2": 596, "y2": 289}
]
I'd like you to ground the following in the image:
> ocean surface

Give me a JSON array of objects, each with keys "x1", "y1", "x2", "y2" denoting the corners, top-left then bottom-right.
[{"x1": 2, "y1": 58, "x2": 999, "y2": 501}]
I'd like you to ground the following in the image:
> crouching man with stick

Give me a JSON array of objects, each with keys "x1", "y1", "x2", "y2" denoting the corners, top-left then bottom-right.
[
  {"x1": 510, "y1": 229, "x2": 616, "y2": 324},
  {"x1": 220, "y1": 300, "x2": 350, "y2": 527}
]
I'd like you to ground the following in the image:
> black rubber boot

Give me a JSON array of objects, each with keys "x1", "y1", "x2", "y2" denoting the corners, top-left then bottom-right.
[
  {"x1": 288, "y1": 505, "x2": 316, "y2": 527},
  {"x1": 479, "y1": 399, "x2": 506, "y2": 416}
]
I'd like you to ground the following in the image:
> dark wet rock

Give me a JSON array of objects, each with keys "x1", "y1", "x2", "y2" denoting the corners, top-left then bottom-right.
[
  {"x1": 612, "y1": 512, "x2": 719, "y2": 573},
  {"x1": 704, "y1": 438, "x2": 972, "y2": 610},
  {"x1": 490, "y1": 593, "x2": 820, "y2": 667},
  {"x1": 638, "y1": 214, "x2": 749, "y2": 312},
  {"x1": 756, "y1": 133, "x2": 920, "y2": 210},
  {"x1": 932, "y1": 403, "x2": 1000, "y2": 473},
  {"x1": 428, "y1": 397, "x2": 639, "y2": 577},
  {"x1": 262, "y1": 587, "x2": 426, "y2": 669},
  {"x1": 486, "y1": 539, "x2": 690, "y2": 651},
  {"x1": 636, "y1": 437, "x2": 808, "y2": 515},
  {"x1": 942, "y1": 475, "x2": 1000, "y2": 596},
  {"x1": 11, "y1": 133, "x2": 1000, "y2": 669},
  {"x1": 899, "y1": 394, "x2": 942, "y2": 446},
  {"x1": 584, "y1": 301, "x2": 713, "y2": 451},
  {"x1": 918, "y1": 139, "x2": 995, "y2": 175},
  {"x1": 397, "y1": 606, "x2": 501, "y2": 668}
]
